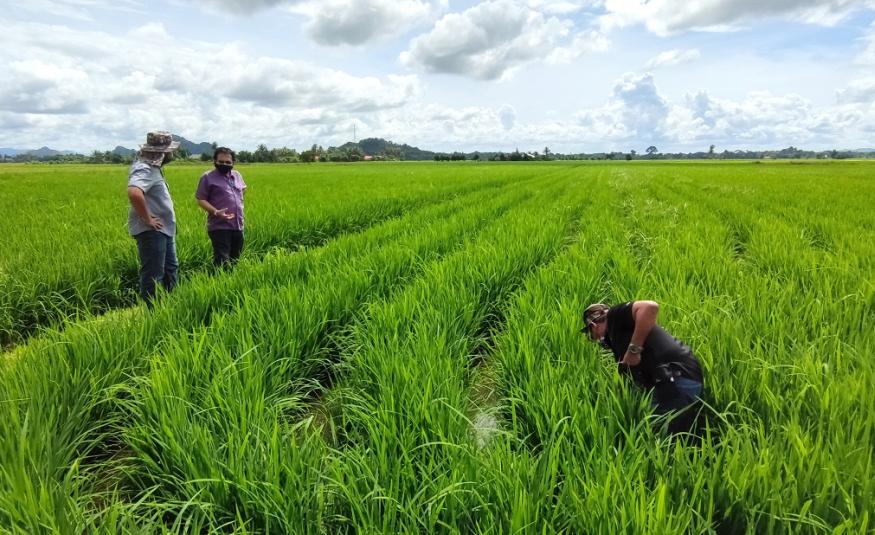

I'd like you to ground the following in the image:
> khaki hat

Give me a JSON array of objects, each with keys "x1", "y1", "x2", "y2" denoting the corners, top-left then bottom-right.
[{"x1": 139, "y1": 131, "x2": 180, "y2": 153}]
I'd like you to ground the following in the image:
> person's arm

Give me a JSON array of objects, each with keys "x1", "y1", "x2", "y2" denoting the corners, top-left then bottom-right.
[
  {"x1": 127, "y1": 186, "x2": 162, "y2": 230},
  {"x1": 620, "y1": 300, "x2": 660, "y2": 366},
  {"x1": 196, "y1": 198, "x2": 234, "y2": 220},
  {"x1": 238, "y1": 174, "x2": 247, "y2": 201},
  {"x1": 197, "y1": 198, "x2": 217, "y2": 215}
]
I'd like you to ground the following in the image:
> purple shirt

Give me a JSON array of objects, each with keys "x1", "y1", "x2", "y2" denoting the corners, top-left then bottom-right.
[{"x1": 196, "y1": 169, "x2": 246, "y2": 231}]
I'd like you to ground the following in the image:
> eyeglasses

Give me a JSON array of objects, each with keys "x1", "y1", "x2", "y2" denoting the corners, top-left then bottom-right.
[{"x1": 580, "y1": 314, "x2": 606, "y2": 336}]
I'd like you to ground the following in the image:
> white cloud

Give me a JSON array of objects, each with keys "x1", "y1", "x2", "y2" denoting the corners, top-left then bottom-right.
[
  {"x1": 0, "y1": 21, "x2": 421, "y2": 151},
  {"x1": 372, "y1": 103, "x2": 534, "y2": 148},
  {"x1": 223, "y1": 59, "x2": 420, "y2": 110},
  {"x1": 576, "y1": 73, "x2": 669, "y2": 141},
  {"x1": 526, "y1": 0, "x2": 594, "y2": 15},
  {"x1": 678, "y1": 91, "x2": 813, "y2": 144},
  {"x1": 858, "y1": 21, "x2": 875, "y2": 65},
  {"x1": 669, "y1": 88, "x2": 870, "y2": 147},
  {"x1": 0, "y1": 112, "x2": 37, "y2": 132},
  {"x1": 600, "y1": 0, "x2": 874, "y2": 36},
  {"x1": 371, "y1": 75, "x2": 672, "y2": 151},
  {"x1": 536, "y1": 73, "x2": 872, "y2": 151},
  {"x1": 299, "y1": 0, "x2": 437, "y2": 46},
  {"x1": 645, "y1": 48, "x2": 701, "y2": 69},
  {"x1": 837, "y1": 77, "x2": 875, "y2": 103},
  {"x1": 196, "y1": 0, "x2": 445, "y2": 46},
  {"x1": 547, "y1": 30, "x2": 610, "y2": 63},
  {"x1": 9, "y1": 0, "x2": 143, "y2": 21},
  {"x1": 498, "y1": 105, "x2": 516, "y2": 129},
  {"x1": 197, "y1": 0, "x2": 604, "y2": 64},
  {"x1": 0, "y1": 20, "x2": 419, "y2": 113},
  {"x1": 401, "y1": 0, "x2": 577, "y2": 80},
  {"x1": 320, "y1": 78, "x2": 872, "y2": 151},
  {"x1": 3, "y1": 5, "x2": 874, "y2": 154},
  {"x1": 0, "y1": 60, "x2": 90, "y2": 114},
  {"x1": 195, "y1": 0, "x2": 291, "y2": 15}
]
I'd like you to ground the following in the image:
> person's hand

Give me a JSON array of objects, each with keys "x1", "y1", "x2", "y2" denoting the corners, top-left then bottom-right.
[
  {"x1": 147, "y1": 215, "x2": 163, "y2": 230},
  {"x1": 619, "y1": 351, "x2": 641, "y2": 367},
  {"x1": 214, "y1": 208, "x2": 235, "y2": 221}
]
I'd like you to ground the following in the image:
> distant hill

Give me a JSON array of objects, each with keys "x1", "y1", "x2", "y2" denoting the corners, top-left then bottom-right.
[
  {"x1": 5, "y1": 137, "x2": 875, "y2": 162},
  {"x1": 112, "y1": 146, "x2": 137, "y2": 157},
  {"x1": 0, "y1": 146, "x2": 75, "y2": 157},
  {"x1": 111, "y1": 135, "x2": 214, "y2": 157},
  {"x1": 31, "y1": 146, "x2": 67, "y2": 157},
  {"x1": 0, "y1": 134, "x2": 214, "y2": 160},
  {"x1": 172, "y1": 135, "x2": 214, "y2": 156},
  {"x1": 338, "y1": 137, "x2": 435, "y2": 161}
]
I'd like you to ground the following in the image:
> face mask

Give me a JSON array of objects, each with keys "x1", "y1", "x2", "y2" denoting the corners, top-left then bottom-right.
[
  {"x1": 598, "y1": 337, "x2": 611, "y2": 351},
  {"x1": 215, "y1": 163, "x2": 233, "y2": 174},
  {"x1": 162, "y1": 152, "x2": 174, "y2": 165}
]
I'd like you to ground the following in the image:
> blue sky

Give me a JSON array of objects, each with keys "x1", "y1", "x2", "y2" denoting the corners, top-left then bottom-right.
[{"x1": 2, "y1": 0, "x2": 874, "y2": 153}]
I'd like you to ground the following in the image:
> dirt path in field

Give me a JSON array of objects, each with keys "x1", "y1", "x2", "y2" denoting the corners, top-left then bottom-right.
[
  {"x1": 462, "y1": 201, "x2": 589, "y2": 449},
  {"x1": 467, "y1": 356, "x2": 503, "y2": 448}
]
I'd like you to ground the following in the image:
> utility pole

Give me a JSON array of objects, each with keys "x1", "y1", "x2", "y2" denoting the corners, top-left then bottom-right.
[{"x1": 353, "y1": 123, "x2": 356, "y2": 143}]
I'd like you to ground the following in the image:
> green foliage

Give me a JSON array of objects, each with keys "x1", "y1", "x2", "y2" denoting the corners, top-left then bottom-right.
[
  {"x1": 0, "y1": 162, "x2": 511, "y2": 346},
  {"x1": 1, "y1": 161, "x2": 873, "y2": 533}
]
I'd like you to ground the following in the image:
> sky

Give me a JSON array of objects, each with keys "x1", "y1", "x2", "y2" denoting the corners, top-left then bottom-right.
[{"x1": 2, "y1": 0, "x2": 875, "y2": 153}]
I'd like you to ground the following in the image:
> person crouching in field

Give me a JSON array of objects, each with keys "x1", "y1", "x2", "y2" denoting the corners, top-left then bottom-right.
[
  {"x1": 582, "y1": 301, "x2": 705, "y2": 435},
  {"x1": 127, "y1": 131, "x2": 179, "y2": 306},
  {"x1": 195, "y1": 147, "x2": 247, "y2": 270}
]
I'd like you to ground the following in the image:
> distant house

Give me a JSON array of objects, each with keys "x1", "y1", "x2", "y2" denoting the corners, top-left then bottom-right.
[{"x1": 363, "y1": 155, "x2": 374, "y2": 161}]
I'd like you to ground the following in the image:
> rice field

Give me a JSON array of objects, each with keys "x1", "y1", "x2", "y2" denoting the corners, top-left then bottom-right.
[{"x1": 1, "y1": 161, "x2": 873, "y2": 533}]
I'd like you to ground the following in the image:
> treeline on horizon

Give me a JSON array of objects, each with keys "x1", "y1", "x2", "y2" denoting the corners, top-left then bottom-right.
[{"x1": 1, "y1": 137, "x2": 871, "y2": 164}]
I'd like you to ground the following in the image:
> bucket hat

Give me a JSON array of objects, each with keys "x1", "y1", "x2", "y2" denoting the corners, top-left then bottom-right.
[{"x1": 139, "y1": 131, "x2": 180, "y2": 153}]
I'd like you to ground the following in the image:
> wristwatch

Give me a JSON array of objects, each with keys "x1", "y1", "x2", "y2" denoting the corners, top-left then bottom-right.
[{"x1": 627, "y1": 343, "x2": 643, "y2": 354}]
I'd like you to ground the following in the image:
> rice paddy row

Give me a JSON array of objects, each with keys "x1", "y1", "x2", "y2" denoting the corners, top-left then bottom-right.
[{"x1": 1, "y1": 161, "x2": 872, "y2": 533}]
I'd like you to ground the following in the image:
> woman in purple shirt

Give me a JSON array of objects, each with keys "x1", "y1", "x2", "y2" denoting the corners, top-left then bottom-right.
[{"x1": 195, "y1": 147, "x2": 247, "y2": 269}]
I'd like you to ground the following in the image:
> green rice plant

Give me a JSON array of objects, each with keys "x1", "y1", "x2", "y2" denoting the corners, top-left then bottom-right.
[
  {"x1": 0, "y1": 162, "x2": 528, "y2": 346},
  {"x1": 466, "y1": 180, "x2": 695, "y2": 533},
  {"x1": 476, "y1": 163, "x2": 873, "y2": 533},
  {"x1": 0, "y1": 167, "x2": 573, "y2": 533},
  {"x1": 325, "y1": 174, "x2": 587, "y2": 532},
  {"x1": 1, "y1": 161, "x2": 872, "y2": 533},
  {"x1": 112, "y1": 181, "x2": 534, "y2": 531},
  {"x1": 0, "y1": 176, "x2": 531, "y2": 533}
]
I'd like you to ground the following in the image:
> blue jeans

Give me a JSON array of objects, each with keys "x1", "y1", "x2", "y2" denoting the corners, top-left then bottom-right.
[
  {"x1": 674, "y1": 377, "x2": 703, "y2": 400},
  {"x1": 651, "y1": 377, "x2": 704, "y2": 435},
  {"x1": 134, "y1": 231, "x2": 178, "y2": 305}
]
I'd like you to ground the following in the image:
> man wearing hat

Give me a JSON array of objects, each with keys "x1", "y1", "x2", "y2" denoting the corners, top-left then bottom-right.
[
  {"x1": 582, "y1": 301, "x2": 705, "y2": 434},
  {"x1": 126, "y1": 131, "x2": 180, "y2": 305}
]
